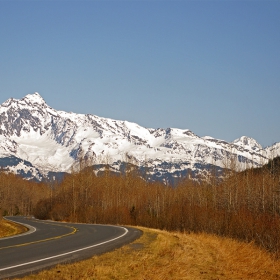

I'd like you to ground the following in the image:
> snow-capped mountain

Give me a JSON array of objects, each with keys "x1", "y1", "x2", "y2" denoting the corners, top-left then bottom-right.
[{"x1": 0, "y1": 92, "x2": 278, "y2": 182}]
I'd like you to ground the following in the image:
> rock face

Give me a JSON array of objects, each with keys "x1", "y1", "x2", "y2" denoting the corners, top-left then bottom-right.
[{"x1": 0, "y1": 92, "x2": 278, "y2": 182}]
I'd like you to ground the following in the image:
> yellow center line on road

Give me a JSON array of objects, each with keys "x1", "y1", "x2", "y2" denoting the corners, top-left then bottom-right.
[{"x1": 0, "y1": 220, "x2": 77, "y2": 250}]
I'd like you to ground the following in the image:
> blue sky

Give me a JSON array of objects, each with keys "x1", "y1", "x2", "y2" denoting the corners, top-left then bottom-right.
[{"x1": 0, "y1": 1, "x2": 279, "y2": 147}]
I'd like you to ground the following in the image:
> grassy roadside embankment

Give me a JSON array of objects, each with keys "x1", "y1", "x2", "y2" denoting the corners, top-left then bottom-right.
[
  {"x1": 0, "y1": 218, "x2": 28, "y2": 238},
  {"x1": 12, "y1": 227, "x2": 280, "y2": 280}
]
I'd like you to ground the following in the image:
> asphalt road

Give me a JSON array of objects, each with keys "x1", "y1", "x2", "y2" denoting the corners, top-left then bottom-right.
[{"x1": 0, "y1": 216, "x2": 142, "y2": 279}]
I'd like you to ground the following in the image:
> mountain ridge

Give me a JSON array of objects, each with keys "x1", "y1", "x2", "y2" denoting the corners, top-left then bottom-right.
[{"x1": 0, "y1": 92, "x2": 278, "y2": 182}]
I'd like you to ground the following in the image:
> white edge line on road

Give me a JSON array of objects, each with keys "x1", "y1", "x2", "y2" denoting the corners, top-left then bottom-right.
[
  {"x1": 0, "y1": 217, "x2": 36, "y2": 240},
  {"x1": 0, "y1": 226, "x2": 129, "y2": 272}
]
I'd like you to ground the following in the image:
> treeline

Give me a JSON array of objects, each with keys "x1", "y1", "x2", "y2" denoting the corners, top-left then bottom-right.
[
  {"x1": 1, "y1": 157, "x2": 280, "y2": 256},
  {"x1": 0, "y1": 171, "x2": 49, "y2": 220},
  {"x1": 32, "y1": 157, "x2": 280, "y2": 257}
]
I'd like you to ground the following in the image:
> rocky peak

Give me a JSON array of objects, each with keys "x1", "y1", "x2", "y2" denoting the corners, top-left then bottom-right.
[
  {"x1": 232, "y1": 136, "x2": 263, "y2": 150},
  {"x1": 21, "y1": 92, "x2": 47, "y2": 107}
]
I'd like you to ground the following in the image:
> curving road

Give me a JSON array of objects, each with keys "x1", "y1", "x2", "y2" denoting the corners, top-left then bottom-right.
[{"x1": 0, "y1": 216, "x2": 142, "y2": 279}]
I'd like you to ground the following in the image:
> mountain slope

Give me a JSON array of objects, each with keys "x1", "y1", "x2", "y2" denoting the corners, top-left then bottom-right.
[{"x1": 0, "y1": 92, "x2": 278, "y2": 182}]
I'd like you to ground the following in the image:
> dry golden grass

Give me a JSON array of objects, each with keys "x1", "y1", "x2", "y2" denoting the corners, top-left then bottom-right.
[
  {"x1": 0, "y1": 218, "x2": 28, "y2": 238},
  {"x1": 12, "y1": 227, "x2": 280, "y2": 280}
]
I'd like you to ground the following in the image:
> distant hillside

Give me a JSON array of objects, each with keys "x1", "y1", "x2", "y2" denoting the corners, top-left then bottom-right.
[{"x1": 245, "y1": 156, "x2": 280, "y2": 176}]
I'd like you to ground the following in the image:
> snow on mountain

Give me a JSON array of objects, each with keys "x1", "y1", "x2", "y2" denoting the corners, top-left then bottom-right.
[
  {"x1": 0, "y1": 92, "x2": 278, "y2": 182},
  {"x1": 0, "y1": 155, "x2": 43, "y2": 181},
  {"x1": 232, "y1": 136, "x2": 263, "y2": 151},
  {"x1": 265, "y1": 142, "x2": 280, "y2": 160}
]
